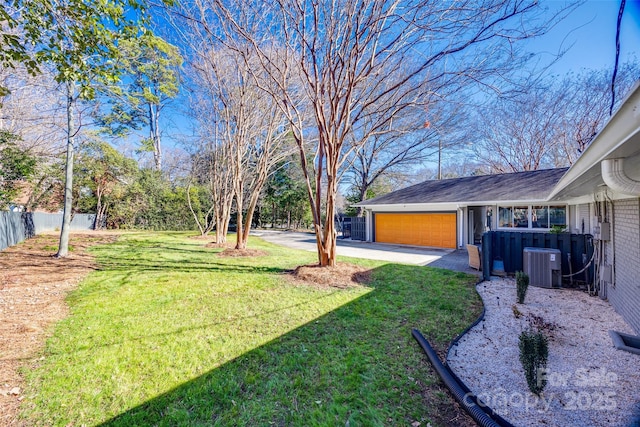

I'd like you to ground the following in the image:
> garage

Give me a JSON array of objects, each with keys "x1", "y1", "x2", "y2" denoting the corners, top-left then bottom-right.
[{"x1": 374, "y1": 212, "x2": 457, "y2": 248}]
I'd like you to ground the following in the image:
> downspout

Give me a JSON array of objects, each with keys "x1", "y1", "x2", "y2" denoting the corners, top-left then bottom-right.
[{"x1": 601, "y1": 158, "x2": 640, "y2": 196}]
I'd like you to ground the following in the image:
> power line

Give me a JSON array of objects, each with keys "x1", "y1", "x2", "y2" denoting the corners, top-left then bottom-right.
[{"x1": 609, "y1": 0, "x2": 626, "y2": 116}]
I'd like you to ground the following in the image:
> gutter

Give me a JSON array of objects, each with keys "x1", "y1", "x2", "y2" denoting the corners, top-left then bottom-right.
[
  {"x1": 355, "y1": 199, "x2": 552, "y2": 210},
  {"x1": 601, "y1": 158, "x2": 640, "y2": 196}
]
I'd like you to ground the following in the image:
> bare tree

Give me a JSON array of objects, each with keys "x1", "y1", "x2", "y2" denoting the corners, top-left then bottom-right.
[
  {"x1": 174, "y1": 1, "x2": 295, "y2": 247},
  {"x1": 219, "y1": 49, "x2": 289, "y2": 249},
  {"x1": 474, "y1": 63, "x2": 640, "y2": 172},
  {"x1": 188, "y1": 144, "x2": 234, "y2": 242},
  {"x1": 187, "y1": 77, "x2": 235, "y2": 243},
  {"x1": 186, "y1": 178, "x2": 216, "y2": 237},
  {"x1": 205, "y1": 0, "x2": 567, "y2": 266},
  {"x1": 344, "y1": 97, "x2": 469, "y2": 214},
  {"x1": 555, "y1": 63, "x2": 639, "y2": 164},
  {"x1": 473, "y1": 85, "x2": 565, "y2": 172},
  {"x1": 0, "y1": 65, "x2": 66, "y2": 157}
]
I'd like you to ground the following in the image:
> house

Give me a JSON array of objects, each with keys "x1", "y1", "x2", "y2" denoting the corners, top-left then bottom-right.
[
  {"x1": 356, "y1": 81, "x2": 640, "y2": 334},
  {"x1": 356, "y1": 167, "x2": 569, "y2": 249},
  {"x1": 548, "y1": 81, "x2": 640, "y2": 334}
]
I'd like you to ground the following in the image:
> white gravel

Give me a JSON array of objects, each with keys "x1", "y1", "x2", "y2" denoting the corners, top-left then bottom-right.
[{"x1": 447, "y1": 277, "x2": 640, "y2": 426}]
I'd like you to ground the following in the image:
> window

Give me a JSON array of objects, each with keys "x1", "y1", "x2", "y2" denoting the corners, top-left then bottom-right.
[
  {"x1": 498, "y1": 205, "x2": 566, "y2": 230},
  {"x1": 549, "y1": 206, "x2": 566, "y2": 227},
  {"x1": 532, "y1": 206, "x2": 548, "y2": 229},
  {"x1": 498, "y1": 206, "x2": 512, "y2": 228},
  {"x1": 499, "y1": 206, "x2": 529, "y2": 228},
  {"x1": 513, "y1": 207, "x2": 529, "y2": 228}
]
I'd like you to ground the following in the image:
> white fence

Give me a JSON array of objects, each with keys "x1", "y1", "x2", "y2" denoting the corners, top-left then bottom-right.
[{"x1": 0, "y1": 212, "x2": 96, "y2": 251}]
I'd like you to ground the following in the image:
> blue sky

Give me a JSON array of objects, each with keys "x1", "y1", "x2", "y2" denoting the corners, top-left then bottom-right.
[
  {"x1": 531, "y1": 0, "x2": 640, "y2": 74},
  {"x1": 158, "y1": 1, "x2": 640, "y2": 163}
]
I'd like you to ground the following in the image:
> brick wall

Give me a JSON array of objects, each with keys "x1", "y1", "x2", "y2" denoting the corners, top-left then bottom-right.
[{"x1": 610, "y1": 198, "x2": 640, "y2": 334}]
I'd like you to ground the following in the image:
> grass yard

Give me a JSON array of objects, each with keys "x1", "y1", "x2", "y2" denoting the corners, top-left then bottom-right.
[{"x1": 22, "y1": 232, "x2": 481, "y2": 426}]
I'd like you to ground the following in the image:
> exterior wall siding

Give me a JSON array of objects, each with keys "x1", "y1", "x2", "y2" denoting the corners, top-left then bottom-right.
[
  {"x1": 610, "y1": 198, "x2": 640, "y2": 334},
  {"x1": 576, "y1": 203, "x2": 591, "y2": 234}
]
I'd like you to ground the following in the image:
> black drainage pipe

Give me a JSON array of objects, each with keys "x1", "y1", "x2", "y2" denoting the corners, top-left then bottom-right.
[{"x1": 411, "y1": 328, "x2": 514, "y2": 427}]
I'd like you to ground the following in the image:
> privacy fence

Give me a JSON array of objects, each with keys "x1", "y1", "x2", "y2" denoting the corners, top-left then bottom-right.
[
  {"x1": 351, "y1": 217, "x2": 366, "y2": 241},
  {"x1": 341, "y1": 217, "x2": 366, "y2": 241},
  {"x1": 0, "y1": 211, "x2": 96, "y2": 251},
  {"x1": 481, "y1": 230, "x2": 595, "y2": 285}
]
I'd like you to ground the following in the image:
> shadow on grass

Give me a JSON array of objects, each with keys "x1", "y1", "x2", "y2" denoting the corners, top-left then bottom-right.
[{"x1": 97, "y1": 264, "x2": 480, "y2": 427}]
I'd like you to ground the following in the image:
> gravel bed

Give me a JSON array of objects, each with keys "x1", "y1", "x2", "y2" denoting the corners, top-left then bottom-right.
[{"x1": 447, "y1": 277, "x2": 640, "y2": 426}]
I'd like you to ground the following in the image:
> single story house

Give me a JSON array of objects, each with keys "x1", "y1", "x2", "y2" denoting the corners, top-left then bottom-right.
[
  {"x1": 356, "y1": 167, "x2": 569, "y2": 249},
  {"x1": 357, "y1": 81, "x2": 640, "y2": 334}
]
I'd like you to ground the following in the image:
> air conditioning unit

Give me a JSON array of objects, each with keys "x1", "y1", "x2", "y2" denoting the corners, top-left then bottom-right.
[{"x1": 523, "y1": 247, "x2": 562, "y2": 288}]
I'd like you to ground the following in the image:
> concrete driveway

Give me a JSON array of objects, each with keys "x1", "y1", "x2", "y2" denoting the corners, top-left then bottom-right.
[{"x1": 253, "y1": 230, "x2": 478, "y2": 274}]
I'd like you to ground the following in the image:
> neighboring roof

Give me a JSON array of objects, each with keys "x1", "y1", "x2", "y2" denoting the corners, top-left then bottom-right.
[{"x1": 357, "y1": 168, "x2": 569, "y2": 206}]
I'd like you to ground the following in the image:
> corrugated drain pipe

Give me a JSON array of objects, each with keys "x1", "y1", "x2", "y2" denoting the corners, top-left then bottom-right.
[{"x1": 411, "y1": 329, "x2": 514, "y2": 427}]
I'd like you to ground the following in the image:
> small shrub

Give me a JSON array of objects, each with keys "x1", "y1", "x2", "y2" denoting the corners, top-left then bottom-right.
[
  {"x1": 512, "y1": 304, "x2": 522, "y2": 319},
  {"x1": 519, "y1": 329, "x2": 549, "y2": 395},
  {"x1": 516, "y1": 271, "x2": 529, "y2": 304},
  {"x1": 526, "y1": 313, "x2": 557, "y2": 334},
  {"x1": 549, "y1": 224, "x2": 567, "y2": 234}
]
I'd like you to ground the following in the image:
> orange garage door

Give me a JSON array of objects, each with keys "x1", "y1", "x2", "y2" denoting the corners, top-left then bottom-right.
[{"x1": 375, "y1": 213, "x2": 457, "y2": 248}]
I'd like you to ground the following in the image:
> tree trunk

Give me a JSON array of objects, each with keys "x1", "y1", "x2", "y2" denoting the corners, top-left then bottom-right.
[
  {"x1": 272, "y1": 201, "x2": 276, "y2": 228},
  {"x1": 94, "y1": 185, "x2": 104, "y2": 230},
  {"x1": 239, "y1": 176, "x2": 266, "y2": 248},
  {"x1": 315, "y1": 158, "x2": 339, "y2": 266},
  {"x1": 234, "y1": 164, "x2": 244, "y2": 248},
  {"x1": 233, "y1": 142, "x2": 246, "y2": 249},
  {"x1": 222, "y1": 214, "x2": 229, "y2": 238},
  {"x1": 356, "y1": 178, "x2": 368, "y2": 217},
  {"x1": 57, "y1": 81, "x2": 76, "y2": 258},
  {"x1": 235, "y1": 208, "x2": 245, "y2": 250},
  {"x1": 186, "y1": 182, "x2": 207, "y2": 236},
  {"x1": 318, "y1": 187, "x2": 338, "y2": 267},
  {"x1": 256, "y1": 204, "x2": 262, "y2": 228},
  {"x1": 215, "y1": 211, "x2": 224, "y2": 244},
  {"x1": 98, "y1": 204, "x2": 107, "y2": 230},
  {"x1": 149, "y1": 102, "x2": 162, "y2": 171}
]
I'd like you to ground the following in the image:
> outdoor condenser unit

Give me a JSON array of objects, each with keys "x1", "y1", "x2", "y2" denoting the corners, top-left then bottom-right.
[{"x1": 523, "y1": 247, "x2": 562, "y2": 288}]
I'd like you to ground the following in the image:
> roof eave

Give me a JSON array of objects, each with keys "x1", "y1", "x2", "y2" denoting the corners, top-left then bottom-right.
[{"x1": 357, "y1": 197, "x2": 561, "y2": 209}]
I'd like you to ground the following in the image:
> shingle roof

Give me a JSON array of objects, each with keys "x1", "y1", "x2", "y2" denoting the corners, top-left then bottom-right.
[{"x1": 357, "y1": 168, "x2": 569, "y2": 206}]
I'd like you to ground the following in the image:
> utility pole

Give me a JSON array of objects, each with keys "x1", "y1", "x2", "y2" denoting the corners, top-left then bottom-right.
[{"x1": 437, "y1": 139, "x2": 442, "y2": 180}]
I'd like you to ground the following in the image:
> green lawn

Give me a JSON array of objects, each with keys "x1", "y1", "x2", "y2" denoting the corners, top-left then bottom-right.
[{"x1": 22, "y1": 232, "x2": 481, "y2": 426}]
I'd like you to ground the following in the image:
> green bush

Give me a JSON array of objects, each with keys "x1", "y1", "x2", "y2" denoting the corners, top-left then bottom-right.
[
  {"x1": 0, "y1": 131, "x2": 37, "y2": 209},
  {"x1": 549, "y1": 224, "x2": 567, "y2": 234},
  {"x1": 516, "y1": 270, "x2": 529, "y2": 304},
  {"x1": 518, "y1": 330, "x2": 548, "y2": 395}
]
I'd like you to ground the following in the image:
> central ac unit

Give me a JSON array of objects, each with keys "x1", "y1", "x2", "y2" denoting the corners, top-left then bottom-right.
[{"x1": 523, "y1": 247, "x2": 562, "y2": 288}]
